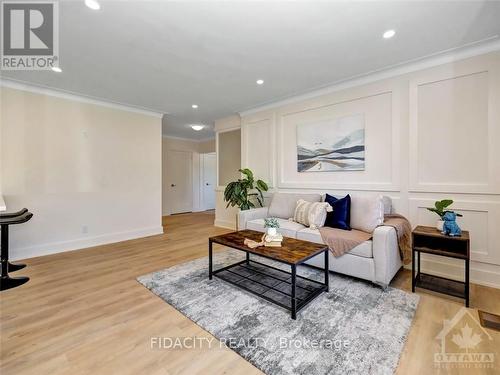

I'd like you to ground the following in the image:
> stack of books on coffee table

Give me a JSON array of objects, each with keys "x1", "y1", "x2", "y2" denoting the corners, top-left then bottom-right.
[{"x1": 264, "y1": 233, "x2": 283, "y2": 247}]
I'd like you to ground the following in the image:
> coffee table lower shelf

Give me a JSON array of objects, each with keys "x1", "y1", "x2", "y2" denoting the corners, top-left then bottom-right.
[{"x1": 212, "y1": 259, "x2": 327, "y2": 319}]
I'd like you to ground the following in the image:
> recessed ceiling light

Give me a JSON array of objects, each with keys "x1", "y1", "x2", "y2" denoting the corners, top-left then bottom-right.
[
  {"x1": 85, "y1": 0, "x2": 100, "y2": 10},
  {"x1": 256, "y1": 79, "x2": 264, "y2": 85},
  {"x1": 191, "y1": 124, "x2": 204, "y2": 131},
  {"x1": 383, "y1": 29, "x2": 396, "y2": 39},
  {"x1": 192, "y1": 104, "x2": 198, "y2": 109},
  {"x1": 51, "y1": 66, "x2": 62, "y2": 73}
]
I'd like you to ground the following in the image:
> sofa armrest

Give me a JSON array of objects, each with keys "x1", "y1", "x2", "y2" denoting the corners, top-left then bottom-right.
[
  {"x1": 372, "y1": 226, "x2": 402, "y2": 287},
  {"x1": 238, "y1": 207, "x2": 269, "y2": 230}
]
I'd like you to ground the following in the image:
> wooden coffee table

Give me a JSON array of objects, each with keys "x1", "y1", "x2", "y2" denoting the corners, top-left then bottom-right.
[{"x1": 209, "y1": 230, "x2": 329, "y2": 319}]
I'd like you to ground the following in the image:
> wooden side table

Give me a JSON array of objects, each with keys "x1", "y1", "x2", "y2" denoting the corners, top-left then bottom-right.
[{"x1": 412, "y1": 225, "x2": 470, "y2": 307}]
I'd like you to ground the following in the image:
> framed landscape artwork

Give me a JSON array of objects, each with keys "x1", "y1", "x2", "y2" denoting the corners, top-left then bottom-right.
[{"x1": 297, "y1": 114, "x2": 365, "y2": 172}]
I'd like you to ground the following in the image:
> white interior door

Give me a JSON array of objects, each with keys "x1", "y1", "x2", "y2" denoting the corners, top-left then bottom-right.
[
  {"x1": 202, "y1": 153, "x2": 216, "y2": 210},
  {"x1": 166, "y1": 150, "x2": 193, "y2": 214}
]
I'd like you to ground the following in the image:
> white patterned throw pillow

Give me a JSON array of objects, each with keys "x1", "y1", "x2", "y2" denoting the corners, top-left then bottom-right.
[{"x1": 293, "y1": 199, "x2": 332, "y2": 229}]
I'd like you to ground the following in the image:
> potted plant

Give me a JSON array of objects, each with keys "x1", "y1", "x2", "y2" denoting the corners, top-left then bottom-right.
[
  {"x1": 224, "y1": 168, "x2": 269, "y2": 210},
  {"x1": 427, "y1": 199, "x2": 462, "y2": 230},
  {"x1": 264, "y1": 217, "x2": 280, "y2": 236}
]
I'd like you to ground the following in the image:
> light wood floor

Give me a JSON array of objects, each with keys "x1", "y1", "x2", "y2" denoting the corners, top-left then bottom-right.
[{"x1": 1, "y1": 212, "x2": 499, "y2": 374}]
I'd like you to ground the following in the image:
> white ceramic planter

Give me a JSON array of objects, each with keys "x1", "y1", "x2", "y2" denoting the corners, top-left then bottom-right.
[
  {"x1": 436, "y1": 220, "x2": 444, "y2": 231},
  {"x1": 267, "y1": 227, "x2": 277, "y2": 236}
]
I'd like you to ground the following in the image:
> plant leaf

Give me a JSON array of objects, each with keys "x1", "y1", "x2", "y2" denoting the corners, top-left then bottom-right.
[
  {"x1": 239, "y1": 168, "x2": 253, "y2": 180},
  {"x1": 255, "y1": 186, "x2": 264, "y2": 203},
  {"x1": 440, "y1": 199, "x2": 453, "y2": 208},
  {"x1": 436, "y1": 199, "x2": 453, "y2": 211},
  {"x1": 256, "y1": 179, "x2": 268, "y2": 191},
  {"x1": 223, "y1": 182, "x2": 234, "y2": 202}
]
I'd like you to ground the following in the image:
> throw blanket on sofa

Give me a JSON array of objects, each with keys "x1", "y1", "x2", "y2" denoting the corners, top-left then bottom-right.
[
  {"x1": 319, "y1": 214, "x2": 412, "y2": 265},
  {"x1": 382, "y1": 214, "x2": 412, "y2": 265},
  {"x1": 318, "y1": 227, "x2": 371, "y2": 257}
]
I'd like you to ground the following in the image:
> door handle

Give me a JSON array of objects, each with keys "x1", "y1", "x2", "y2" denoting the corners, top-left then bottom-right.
[
  {"x1": 171, "y1": 184, "x2": 176, "y2": 187},
  {"x1": 206, "y1": 183, "x2": 210, "y2": 186}
]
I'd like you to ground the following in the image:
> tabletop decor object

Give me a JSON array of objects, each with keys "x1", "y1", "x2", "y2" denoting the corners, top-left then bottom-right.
[{"x1": 426, "y1": 199, "x2": 462, "y2": 231}]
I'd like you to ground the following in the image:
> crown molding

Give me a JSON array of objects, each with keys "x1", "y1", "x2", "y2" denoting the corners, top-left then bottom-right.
[
  {"x1": 239, "y1": 37, "x2": 500, "y2": 117},
  {"x1": 0, "y1": 78, "x2": 164, "y2": 118},
  {"x1": 162, "y1": 134, "x2": 215, "y2": 143}
]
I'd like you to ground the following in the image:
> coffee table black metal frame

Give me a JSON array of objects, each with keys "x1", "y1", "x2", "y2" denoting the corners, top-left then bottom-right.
[{"x1": 208, "y1": 237, "x2": 329, "y2": 320}]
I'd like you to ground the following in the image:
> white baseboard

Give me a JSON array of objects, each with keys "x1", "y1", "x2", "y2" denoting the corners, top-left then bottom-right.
[
  {"x1": 11, "y1": 226, "x2": 164, "y2": 261},
  {"x1": 404, "y1": 256, "x2": 500, "y2": 289},
  {"x1": 214, "y1": 219, "x2": 236, "y2": 230}
]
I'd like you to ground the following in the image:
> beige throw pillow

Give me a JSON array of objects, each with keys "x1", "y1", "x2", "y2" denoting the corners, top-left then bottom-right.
[
  {"x1": 349, "y1": 195, "x2": 384, "y2": 233},
  {"x1": 293, "y1": 199, "x2": 332, "y2": 229}
]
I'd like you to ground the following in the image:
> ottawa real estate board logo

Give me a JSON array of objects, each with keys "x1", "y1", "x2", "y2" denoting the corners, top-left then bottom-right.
[
  {"x1": 1, "y1": 1, "x2": 59, "y2": 70},
  {"x1": 435, "y1": 307, "x2": 495, "y2": 369}
]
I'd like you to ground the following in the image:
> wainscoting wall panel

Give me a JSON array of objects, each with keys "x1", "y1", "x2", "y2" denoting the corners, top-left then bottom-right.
[
  {"x1": 409, "y1": 53, "x2": 500, "y2": 194},
  {"x1": 241, "y1": 113, "x2": 275, "y2": 188}
]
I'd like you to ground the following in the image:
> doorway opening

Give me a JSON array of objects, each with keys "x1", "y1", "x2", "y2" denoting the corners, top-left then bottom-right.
[
  {"x1": 201, "y1": 152, "x2": 216, "y2": 211},
  {"x1": 162, "y1": 137, "x2": 217, "y2": 218},
  {"x1": 164, "y1": 149, "x2": 193, "y2": 215}
]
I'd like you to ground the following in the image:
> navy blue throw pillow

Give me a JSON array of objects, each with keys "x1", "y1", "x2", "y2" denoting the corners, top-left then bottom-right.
[{"x1": 324, "y1": 194, "x2": 351, "y2": 230}]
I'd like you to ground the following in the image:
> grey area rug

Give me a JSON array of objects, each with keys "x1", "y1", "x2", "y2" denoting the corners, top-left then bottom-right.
[{"x1": 137, "y1": 250, "x2": 419, "y2": 375}]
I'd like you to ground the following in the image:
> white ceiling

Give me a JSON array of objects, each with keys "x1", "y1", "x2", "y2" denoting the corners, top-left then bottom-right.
[{"x1": 2, "y1": 1, "x2": 500, "y2": 140}]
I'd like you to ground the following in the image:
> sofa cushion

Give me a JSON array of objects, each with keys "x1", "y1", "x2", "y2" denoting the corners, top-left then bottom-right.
[
  {"x1": 296, "y1": 228, "x2": 373, "y2": 258},
  {"x1": 293, "y1": 199, "x2": 332, "y2": 229},
  {"x1": 295, "y1": 227, "x2": 323, "y2": 243},
  {"x1": 246, "y1": 218, "x2": 306, "y2": 238},
  {"x1": 324, "y1": 193, "x2": 351, "y2": 230},
  {"x1": 350, "y1": 195, "x2": 384, "y2": 233},
  {"x1": 305, "y1": 251, "x2": 375, "y2": 281},
  {"x1": 347, "y1": 241, "x2": 373, "y2": 258},
  {"x1": 268, "y1": 193, "x2": 321, "y2": 219}
]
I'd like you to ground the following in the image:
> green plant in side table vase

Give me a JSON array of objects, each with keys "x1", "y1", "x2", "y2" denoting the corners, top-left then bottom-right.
[
  {"x1": 426, "y1": 199, "x2": 462, "y2": 231},
  {"x1": 224, "y1": 168, "x2": 269, "y2": 227}
]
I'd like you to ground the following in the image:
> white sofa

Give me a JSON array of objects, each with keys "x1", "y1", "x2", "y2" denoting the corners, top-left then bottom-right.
[{"x1": 238, "y1": 193, "x2": 402, "y2": 287}]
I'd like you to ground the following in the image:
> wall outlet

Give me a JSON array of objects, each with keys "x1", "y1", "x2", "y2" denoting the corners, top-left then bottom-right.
[{"x1": 82, "y1": 225, "x2": 88, "y2": 234}]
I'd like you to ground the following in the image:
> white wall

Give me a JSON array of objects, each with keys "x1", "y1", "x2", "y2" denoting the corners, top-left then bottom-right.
[
  {"x1": 218, "y1": 51, "x2": 500, "y2": 288},
  {"x1": 198, "y1": 138, "x2": 217, "y2": 154},
  {"x1": 218, "y1": 129, "x2": 241, "y2": 186},
  {"x1": 162, "y1": 136, "x2": 215, "y2": 215},
  {"x1": 214, "y1": 115, "x2": 242, "y2": 229},
  {"x1": 0, "y1": 86, "x2": 163, "y2": 260}
]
